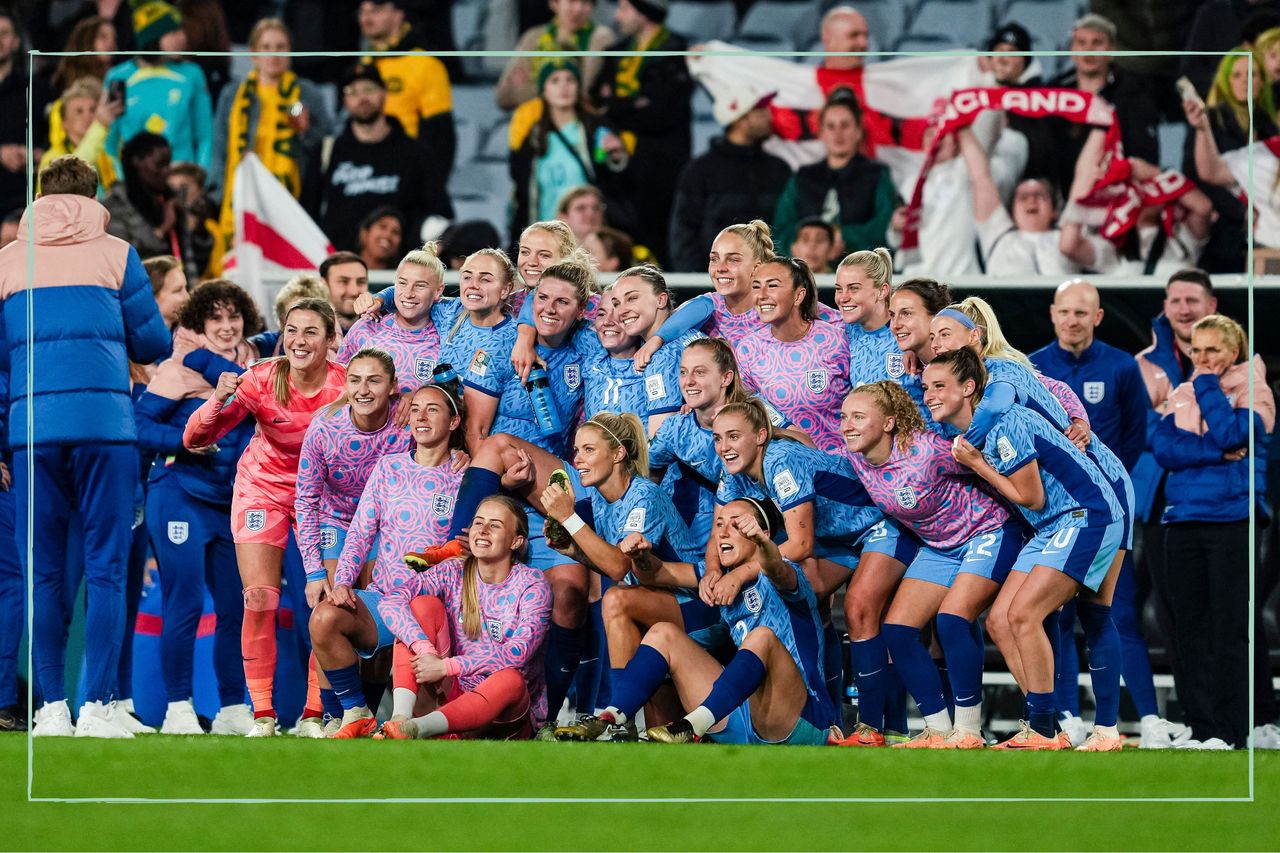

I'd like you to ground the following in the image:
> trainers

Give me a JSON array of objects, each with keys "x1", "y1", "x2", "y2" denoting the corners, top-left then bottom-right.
[
  {"x1": 0, "y1": 704, "x2": 27, "y2": 732},
  {"x1": 883, "y1": 729, "x2": 910, "y2": 746},
  {"x1": 379, "y1": 719, "x2": 419, "y2": 739},
  {"x1": 1077, "y1": 730, "x2": 1123, "y2": 752},
  {"x1": 555, "y1": 713, "x2": 618, "y2": 742},
  {"x1": 332, "y1": 710, "x2": 378, "y2": 739},
  {"x1": 1140, "y1": 715, "x2": 1192, "y2": 749},
  {"x1": 75, "y1": 701, "x2": 134, "y2": 739},
  {"x1": 893, "y1": 727, "x2": 951, "y2": 748},
  {"x1": 942, "y1": 728, "x2": 985, "y2": 749},
  {"x1": 534, "y1": 722, "x2": 559, "y2": 741},
  {"x1": 32, "y1": 700, "x2": 74, "y2": 737},
  {"x1": 1253, "y1": 723, "x2": 1280, "y2": 749},
  {"x1": 323, "y1": 717, "x2": 342, "y2": 737},
  {"x1": 1059, "y1": 712, "x2": 1088, "y2": 748},
  {"x1": 1193, "y1": 737, "x2": 1234, "y2": 750},
  {"x1": 161, "y1": 700, "x2": 205, "y2": 735},
  {"x1": 211, "y1": 704, "x2": 254, "y2": 736},
  {"x1": 404, "y1": 540, "x2": 463, "y2": 571},
  {"x1": 109, "y1": 699, "x2": 156, "y2": 734},
  {"x1": 646, "y1": 719, "x2": 700, "y2": 744},
  {"x1": 837, "y1": 722, "x2": 886, "y2": 747},
  {"x1": 246, "y1": 716, "x2": 278, "y2": 738},
  {"x1": 293, "y1": 716, "x2": 326, "y2": 739},
  {"x1": 993, "y1": 720, "x2": 1061, "y2": 751}
]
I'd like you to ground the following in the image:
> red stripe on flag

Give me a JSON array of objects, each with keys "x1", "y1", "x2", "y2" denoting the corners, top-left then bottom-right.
[{"x1": 242, "y1": 213, "x2": 333, "y2": 270}]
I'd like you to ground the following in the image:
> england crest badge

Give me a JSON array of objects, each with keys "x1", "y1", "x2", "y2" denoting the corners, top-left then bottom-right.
[
  {"x1": 895, "y1": 486, "x2": 918, "y2": 509},
  {"x1": 245, "y1": 510, "x2": 266, "y2": 532},
  {"x1": 886, "y1": 352, "x2": 905, "y2": 379},
  {"x1": 743, "y1": 586, "x2": 763, "y2": 614},
  {"x1": 431, "y1": 494, "x2": 455, "y2": 517},
  {"x1": 1083, "y1": 381, "x2": 1105, "y2": 403},
  {"x1": 167, "y1": 521, "x2": 189, "y2": 545},
  {"x1": 805, "y1": 369, "x2": 829, "y2": 393},
  {"x1": 415, "y1": 358, "x2": 436, "y2": 384}
]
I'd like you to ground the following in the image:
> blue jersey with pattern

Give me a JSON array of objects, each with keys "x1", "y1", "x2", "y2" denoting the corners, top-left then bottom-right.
[
  {"x1": 717, "y1": 439, "x2": 883, "y2": 542},
  {"x1": 986, "y1": 358, "x2": 1070, "y2": 430},
  {"x1": 719, "y1": 560, "x2": 836, "y2": 727},
  {"x1": 441, "y1": 314, "x2": 517, "y2": 381},
  {"x1": 644, "y1": 330, "x2": 703, "y2": 416},
  {"x1": 848, "y1": 322, "x2": 904, "y2": 388},
  {"x1": 590, "y1": 476, "x2": 700, "y2": 563},
  {"x1": 463, "y1": 339, "x2": 584, "y2": 456},
  {"x1": 982, "y1": 404, "x2": 1121, "y2": 530},
  {"x1": 649, "y1": 411, "x2": 723, "y2": 542}
]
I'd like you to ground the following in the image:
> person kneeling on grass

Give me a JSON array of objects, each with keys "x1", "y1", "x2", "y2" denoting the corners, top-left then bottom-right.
[
  {"x1": 378, "y1": 495, "x2": 554, "y2": 739},
  {"x1": 557, "y1": 498, "x2": 840, "y2": 745}
]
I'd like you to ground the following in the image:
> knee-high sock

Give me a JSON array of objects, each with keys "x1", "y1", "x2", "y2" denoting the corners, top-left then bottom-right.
[
  {"x1": 1079, "y1": 601, "x2": 1121, "y2": 728},
  {"x1": 882, "y1": 623, "x2": 947, "y2": 718},
  {"x1": 936, "y1": 658, "x2": 954, "y2": 718},
  {"x1": 1055, "y1": 601, "x2": 1081, "y2": 717},
  {"x1": 447, "y1": 468, "x2": 502, "y2": 540},
  {"x1": 883, "y1": 662, "x2": 909, "y2": 734},
  {"x1": 694, "y1": 649, "x2": 765, "y2": 734},
  {"x1": 542, "y1": 623, "x2": 584, "y2": 721},
  {"x1": 606, "y1": 644, "x2": 671, "y2": 721},
  {"x1": 320, "y1": 687, "x2": 342, "y2": 718},
  {"x1": 1027, "y1": 690, "x2": 1056, "y2": 737},
  {"x1": 572, "y1": 600, "x2": 605, "y2": 713},
  {"x1": 392, "y1": 596, "x2": 454, "y2": 717},
  {"x1": 302, "y1": 653, "x2": 323, "y2": 719},
  {"x1": 822, "y1": 623, "x2": 843, "y2": 711},
  {"x1": 324, "y1": 663, "x2": 365, "y2": 711},
  {"x1": 242, "y1": 586, "x2": 281, "y2": 718},
  {"x1": 936, "y1": 613, "x2": 985, "y2": 733},
  {"x1": 430, "y1": 668, "x2": 530, "y2": 735},
  {"x1": 850, "y1": 634, "x2": 888, "y2": 731}
]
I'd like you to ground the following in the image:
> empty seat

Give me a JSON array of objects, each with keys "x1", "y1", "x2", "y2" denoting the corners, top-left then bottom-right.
[
  {"x1": 894, "y1": 31, "x2": 965, "y2": 52},
  {"x1": 907, "y1": 0, "x2": 994, "y2": 50},
  {"x1": 737, "y1": 0, "x2": 820, "y2": 54},
  {"x1": 850, "y1": 0, "x2": 908, "y2": 53},
  {"x1": 666, "y1": 0, "x2": 738, "y2": 43},
  {"x1": 999, "y1": 0, "x2": 1083, "y2": 50}
]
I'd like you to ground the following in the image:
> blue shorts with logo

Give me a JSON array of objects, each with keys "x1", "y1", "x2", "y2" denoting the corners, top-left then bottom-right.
[
  {"x1": 353, "y1": 588, "x2": 397, "y2": 660},
  {"x1": 907, "y1": 518, "x2": 1025, "y2": 586},
  {"x1": 815, "y1": 518, "x2": 919, "y2": 573},
  {"x1": 319, "y1": 525, "x2": 380, "y2": 565},
  {"x1": 1010, "y1": 513, "x2": 1123, "y2": 592},
  {"x1": 710, "y1": 693, "x2": 831, "y2": 746}
]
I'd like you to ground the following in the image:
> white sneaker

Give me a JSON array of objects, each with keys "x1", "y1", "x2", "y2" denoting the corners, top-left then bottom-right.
[
  {"x1": 1059, "y1": 712, "x2": 1088, "y2": 748},
  {"x1": 211, "y1": 703, "x2": 254, "y2": 736},
  {"x1": 108, "y1": 700, "x2": 156, "y2": 734},
  {"x1": 1197, "y1": 737, "x2": 1234, "y2": 750},
  {"x1": 161, "y1": 700, "x2": 205, "y2": 735},
  {"x1": 31, "y1": 700, "x2": 74, "y2": 737},
  {"x1": 322, "y1": 717, "x2": 341, "y2": 737},
  {"x1": 1252, "y1": 723, "x2": 1280, "y2": 749},
  {"x1": 75, "y1": 701, "x2": 134, "y2": 739},
  {"x1": 293, "y1": 717, "x2": 326, "y2": 739},
  {"x1": 1140, "y1": 715, "x2": 1193, "y2": 749},
  {"x1": 245, "y1": 716, "x2": 278, "y2": 738}
]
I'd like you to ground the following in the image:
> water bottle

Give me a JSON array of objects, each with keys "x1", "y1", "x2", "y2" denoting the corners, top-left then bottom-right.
[
  {"x1": 526, "y1": 367, "x2": 563, "y2": 438},
  {"x1": 432, "y1": 362, "x2": 458, "y2": 385}
]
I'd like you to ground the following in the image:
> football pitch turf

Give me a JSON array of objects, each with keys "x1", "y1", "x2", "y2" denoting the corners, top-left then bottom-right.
[{"x1": 3, "y1": 735, "x2": 1278, "y2": 851}]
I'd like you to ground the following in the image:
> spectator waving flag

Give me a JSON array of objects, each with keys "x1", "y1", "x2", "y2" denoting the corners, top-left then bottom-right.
[
  {"x1": 224, "y1": 153, "x2": 334, "y2": 321},
  {"x1": 687, "y1": 44, "x2": 984, "y2": 193}
]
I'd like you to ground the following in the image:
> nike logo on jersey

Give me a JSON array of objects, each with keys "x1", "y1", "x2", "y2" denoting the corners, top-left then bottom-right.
[{"x1": 272, "y1": 417, "x2": 289, "y2": 424}]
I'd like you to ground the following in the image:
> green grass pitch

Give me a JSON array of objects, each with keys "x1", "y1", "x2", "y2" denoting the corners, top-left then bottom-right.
[{"x1": 3, "y1": 735, "x2": 1278, "y2": 851}]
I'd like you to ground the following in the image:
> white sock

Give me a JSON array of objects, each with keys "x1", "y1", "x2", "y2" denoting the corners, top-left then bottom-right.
[
  {"x1": 1140, "y1": 714, "x2": 1159, "y2": 726},
  {"x1": 1093, "y1": 724, "x2": 1120, "y2": 739},
  {"x1": 413, "y1": 710, "x2": 449, "y2": 738},
  {"x1": 685, "y1": 706, "x2": 716, "y2": 737},
  {"x1": 392, "y1": 687, "x2": 417, "y2": 719},
  {"x1": 341, "y1": 706, "x2": 371, "y2": 724},
  {"x1": 923, "y1": 709, "x2": 952, "y2": 732},
  {"x1": 954, "y1": 704, "x2": 982, "y2": 734}
]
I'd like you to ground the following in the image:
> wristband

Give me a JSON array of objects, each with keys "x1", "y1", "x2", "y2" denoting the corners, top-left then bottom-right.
[
  {"x1": 305, "y1": 570, "x2": 327, "y2": 583},
  {"x1": 563, "y1": 513, "x2": 587, "y2": 535},
  {"x1": 1059, "y1": 200, "x2": 1085, "y2": 224}
]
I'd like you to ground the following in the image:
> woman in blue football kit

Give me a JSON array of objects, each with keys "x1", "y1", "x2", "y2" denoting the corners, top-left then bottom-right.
[
  {"x1": 927, "y1": 349, "x2": 1124, "y2": 750},
  {"x1": 134, "y1": 279, "x2": 263, "y2": 735},
  {"x1": 834, "y1": 248, "x2": 901, "y2": 387},
  {"x1": 558, "y1": 498, "x2": 838, "y2": 745},
  {"x1": 886, "y1": 278, "x2": 955, "y2": 426},
  {"x1": 439, "y1": 249, "x2": 520, "y2": 380}
]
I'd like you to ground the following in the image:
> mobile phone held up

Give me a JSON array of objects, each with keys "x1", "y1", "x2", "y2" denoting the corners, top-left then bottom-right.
[{"x1": 108, "y1": 79, "x2": 126, "y2": 112}]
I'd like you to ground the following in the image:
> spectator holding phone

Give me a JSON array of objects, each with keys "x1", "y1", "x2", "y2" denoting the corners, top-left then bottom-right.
[{"x1": 38, "y1": 77, "x2": 123, "y2": 193}]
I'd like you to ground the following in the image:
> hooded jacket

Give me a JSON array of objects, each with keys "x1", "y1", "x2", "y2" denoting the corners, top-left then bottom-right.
[
  {"x1": 1152, "y1": 356, "x2": 1274, "y2": 524},
  {"x1": 0, "y1": 194, "x2": 170, "y2": 447},
  {"x1": 1131, "y1": 313, "x2": 1190, "y2": 521}
]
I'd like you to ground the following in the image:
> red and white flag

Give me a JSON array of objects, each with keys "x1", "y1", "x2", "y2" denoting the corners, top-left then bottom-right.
[{"x1": 224, "y1": 153, "x2": 333, "y2": 323}]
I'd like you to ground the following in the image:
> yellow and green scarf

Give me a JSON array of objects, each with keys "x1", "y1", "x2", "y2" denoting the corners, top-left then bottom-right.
[{"x1": 613, "y1": 26, "x2": 669, "y2": 100}]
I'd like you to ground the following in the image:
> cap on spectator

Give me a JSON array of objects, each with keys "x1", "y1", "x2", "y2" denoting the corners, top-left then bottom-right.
[
  {"x1": 362, "y1": 0, "x2": 413, "y2": 9},
  {"x1": 131, "y1": 0, "x2": 183, "y2": 49},
  {"x1": 537, "y1": 58, "x2": 582, "y2": 92},
  {"x1": 630, "y1": 0, "x2": 670, "y2": 24},
  {"x1": 343, "y1": 62, "x2": 387, "y2": 91},
  {"x1": 987, "y1": 22, "x2": 1031, "y2": 53},
  {"x1": 713, "y1": 81, "x2": 777, "y2": 127},
  {"x1": 1071, "y1": 13, "x2": 1116, "y2": 42}
]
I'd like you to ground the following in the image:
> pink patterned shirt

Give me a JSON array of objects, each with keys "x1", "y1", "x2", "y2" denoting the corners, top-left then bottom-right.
[
  {"x1": 702, "y1": 292, "x2": 843, "y2": 353},
  {"x1": 295, "y1": 402, "x2": 411, "y2": 576},
  {"x1": 338, "y1": 314, "x2": 443, "y2": 392},
  {"x1": 846, "y1": 431, "x2": 1010, "y2": 551},
  {"x1": 334, "y1": 453, "x2": 464, "y2": 592},
  {"x1": 737, "y1": 319, "x2": 852, "y2": 453},
  {"x1": 378, "y1": 559, "x2": 553, "y2": 723}
]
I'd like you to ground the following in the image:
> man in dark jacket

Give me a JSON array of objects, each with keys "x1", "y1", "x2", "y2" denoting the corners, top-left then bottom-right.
[
  {"x1": 668, "y1": 82, "x2": 791, "y2": 272},
  {"x1": 302, "y1": 63, "x2": 453, "y2": 254},
  {"x1": 594, "y1": 0, "x2": 693, "y2": 265}
]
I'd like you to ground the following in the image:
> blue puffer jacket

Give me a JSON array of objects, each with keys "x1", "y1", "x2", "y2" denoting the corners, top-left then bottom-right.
[
  {"x1": 1152, "y1": 361, "x2": 1274, "y2": 524},
  {"x1": 1132, "y1": 314, "x2": 1193, "y2": 522},
  {"x1": 0, "y1": 194, "x2": 170, "y2": 448},
  {"x1": 135, "y1": 383, "x2": 254, "y2": 506}
]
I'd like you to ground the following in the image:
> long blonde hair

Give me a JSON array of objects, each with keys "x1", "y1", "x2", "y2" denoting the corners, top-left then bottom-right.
[
  {"x1": 849, "y1": 381, "x2": 926, "y2": 452},
  {"x1": 461, "y1": 495, "x2": 529, "y2": 640},
  {"x1": 950, "y1": 296, "x2": 1033, "y2": 368},
  {"x1": 582, "y1": 412, "x2": 649, "y2": 479}
]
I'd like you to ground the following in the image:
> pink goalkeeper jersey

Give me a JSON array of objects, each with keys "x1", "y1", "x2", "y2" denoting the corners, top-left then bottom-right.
[
  {"x1": 338, "y1": 313, "x2": 443, "y2": 392},
  {"x1": 737, "y1": 319, "x2": 851, "y2": 453},
  {"x1": 703, "y1": 292, "x2": 843, "y2": 353},
  {"x1": 378, "y1": 558, "x2": 553, "y2": 723},
  {"x1": 184, "y1": 359, "x2": 347, "y2": 508},
  {"x1": 295, "y1": 402, "x2": 412, "y2": 576},
  {"x1": 846, "y1": 430, "x2": 1011, "y2": 550},
  {"x1": 334, "y1": 452, "x2": 464, "y2": 591}
]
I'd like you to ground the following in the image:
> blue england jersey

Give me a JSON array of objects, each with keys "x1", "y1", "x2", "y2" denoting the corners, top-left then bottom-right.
[
  {"x1": 848, "y1": 322, "x2": 903, "y2": 388},
  {"x1": 718, "y1": 560, "x2": 837, "y2": 727},
  {"x1": 583, "y1": 355, "x2": 648, "y2": 421},
  {"x1": 981, "y1": 404, "x2": 1122, "y2": 531},
  {"x1": 463, "y1": 339, "x2": 584, "y2": 456},
  {"x1": 649, "y1": 411, "x2": 723, "y2": 542},
  {"x1": 985, "y1": 358, "x2": 1070, "y2": 430},
  {"x1": 716, "y1": 439, "x2": 883, "y2": 543},
  {"x1": 442, "y1": 314, "x2": 517, "y2": 380}
]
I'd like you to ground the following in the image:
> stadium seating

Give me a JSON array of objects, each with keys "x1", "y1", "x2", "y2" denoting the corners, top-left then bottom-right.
[
  {"x1": 735, "y1": 0, "x2": 822, "y2": 54},
  {"x1": 907, "y1": 0, "x2": 995, "y2": 50},
  {"x1": 667, "y1": 0, "x2": 738, "y2": 43},
  {"x1": 999, "y1": 0, "x2": 1084, "y2": 51}
]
